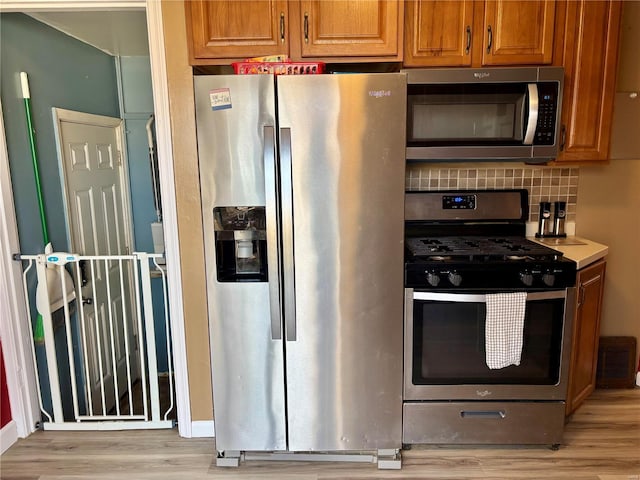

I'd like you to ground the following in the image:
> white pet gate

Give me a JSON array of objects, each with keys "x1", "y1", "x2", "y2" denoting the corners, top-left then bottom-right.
[{"x1": 17, "y1": 251, "x2": 174, "y2": 430}]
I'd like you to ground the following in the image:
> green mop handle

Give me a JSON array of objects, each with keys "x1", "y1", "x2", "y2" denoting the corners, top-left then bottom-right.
[{"x1": 20, "y1": 72, "x2": 49, "y2": 246}]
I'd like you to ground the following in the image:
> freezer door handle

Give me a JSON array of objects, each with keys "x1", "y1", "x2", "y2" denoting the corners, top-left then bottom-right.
[
  {"x1": 264, "y1": 125, "x2": 282, "y2": 340},
  {"x1": 279, "y1": 128, "x2": 297, "y2": 341}
]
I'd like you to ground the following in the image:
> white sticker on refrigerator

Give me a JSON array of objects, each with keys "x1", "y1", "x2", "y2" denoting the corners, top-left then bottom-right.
[{"x1": 209, "y1": 88, "x2": 232, "y2": 111}]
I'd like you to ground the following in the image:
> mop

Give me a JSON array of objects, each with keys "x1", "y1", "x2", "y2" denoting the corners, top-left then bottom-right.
[{"x1": 20, "y1": 72, "x2": 76, "y2": 343}]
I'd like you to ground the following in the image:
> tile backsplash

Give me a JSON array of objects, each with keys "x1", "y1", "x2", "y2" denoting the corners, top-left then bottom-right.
[{"x1": 405, "y1": 165, "x2": 580, "y2": 222}]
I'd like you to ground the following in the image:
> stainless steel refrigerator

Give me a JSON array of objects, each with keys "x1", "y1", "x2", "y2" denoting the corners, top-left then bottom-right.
[{"x1": 194, "y1": 73, "x2": 406, "y2": 466}]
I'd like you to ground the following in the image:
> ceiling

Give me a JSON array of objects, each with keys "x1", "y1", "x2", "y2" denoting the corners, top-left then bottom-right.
[{"x1": 27, "y1": 10, "x2": 149, "y2": 56}]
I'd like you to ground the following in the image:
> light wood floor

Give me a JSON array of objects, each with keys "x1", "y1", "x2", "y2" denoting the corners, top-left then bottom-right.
[{"x1": 1, "y1": 389, "x2": 638, "y2": 480}]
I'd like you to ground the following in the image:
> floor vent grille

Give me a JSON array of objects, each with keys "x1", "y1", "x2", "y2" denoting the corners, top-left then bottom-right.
[{"x1": 596, "y1": 336, "x2": 637, "y2": 388}]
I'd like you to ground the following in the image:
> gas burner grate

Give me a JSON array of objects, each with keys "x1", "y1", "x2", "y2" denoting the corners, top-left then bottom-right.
[{"x1": 406, "y1": 236, "x2": 563, "y2": 262}]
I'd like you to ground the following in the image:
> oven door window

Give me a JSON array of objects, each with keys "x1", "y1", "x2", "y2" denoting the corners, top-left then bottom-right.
[{"x1": 412, "y1": 297, "x2": 565, "y2": 385}]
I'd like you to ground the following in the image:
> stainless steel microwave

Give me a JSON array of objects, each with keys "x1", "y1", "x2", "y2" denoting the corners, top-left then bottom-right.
[{"x1": 403, "y1": 67, "x2": 564, "y2": 163}]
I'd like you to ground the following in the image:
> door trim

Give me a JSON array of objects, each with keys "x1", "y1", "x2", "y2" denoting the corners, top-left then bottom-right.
[
  {"x1": 145, "y1": 0, "x2": 192, "y2": 438},
  {"x1": 0, "y1": 0, "x2": 191, "y2": 438},
  {"x1": 0, "y1": 99, "x2": 41, "y2": 441}
]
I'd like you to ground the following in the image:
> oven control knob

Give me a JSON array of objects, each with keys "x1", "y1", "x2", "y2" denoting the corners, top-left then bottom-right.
[
  {"x1": 520, "y1": 271, "x2": 534, "y2": 286},
  {"x1": 542, "y1": 271, "x2": 556, "y2": 287},
  {"x1": 448, "y1": 271, "x2": 462, "y2": 287},
  {"x1": 426, "y1": 271, "x2": 441, "y2": 287}
]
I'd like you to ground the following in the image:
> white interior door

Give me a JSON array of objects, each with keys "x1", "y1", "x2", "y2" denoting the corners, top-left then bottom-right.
[{"x1": 53, "y1": 108, "x2": 138, "y2": 415}]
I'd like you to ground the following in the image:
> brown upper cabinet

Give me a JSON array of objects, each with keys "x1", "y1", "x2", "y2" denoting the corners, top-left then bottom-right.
[
  {"x1": 404, "y1": 0, "x2": 556, "y2": 67},
  {"x1": 186, "y1": 0, "x2": 404, "y2": 65},
  {"x1": 554, "y1": 0, "x2": 622, "y2": 162},
  {"x1": 186, "y1": 0, "x2": 289, "y2": 62}
]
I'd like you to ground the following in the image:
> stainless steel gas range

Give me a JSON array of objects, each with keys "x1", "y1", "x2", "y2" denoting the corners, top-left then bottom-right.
[{"x1": 403, "y1": 189, "x2": 577, "y2": 448}]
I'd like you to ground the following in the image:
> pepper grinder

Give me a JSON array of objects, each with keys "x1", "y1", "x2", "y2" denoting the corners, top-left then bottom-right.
[
  {"x1": 536, "y1": 202, "x2": 552, "y2": 237},
  {"x1": 553, "y1": 201, "x2": 567, "y2": 237}
]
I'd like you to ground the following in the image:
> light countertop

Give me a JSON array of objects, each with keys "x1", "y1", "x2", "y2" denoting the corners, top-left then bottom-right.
[{"x1": 528, "y1": 235, "x2": 608, "y2": 270}]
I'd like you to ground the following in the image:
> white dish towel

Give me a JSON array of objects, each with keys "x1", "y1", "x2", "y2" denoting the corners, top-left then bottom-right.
[{"x1": 485, "y1": 292, "x2": 527, "y2": 370}]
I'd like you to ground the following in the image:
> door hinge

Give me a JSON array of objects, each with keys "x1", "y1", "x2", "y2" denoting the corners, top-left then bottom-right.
[{"x1": 116, "y1": 150, "x2": 122, "y2": 166}]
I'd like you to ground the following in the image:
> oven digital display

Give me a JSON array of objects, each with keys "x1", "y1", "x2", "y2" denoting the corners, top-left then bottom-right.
[{"x1": 442, "y1": 194, "x2": 476, "y2": 210}]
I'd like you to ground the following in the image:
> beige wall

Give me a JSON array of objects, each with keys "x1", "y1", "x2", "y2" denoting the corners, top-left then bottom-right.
[
  {"x1": 616, "y1": 1, "x2": 640, "y2": 92},
  {"x1": 162, "y1": 1, "x2": 213, "y2": 421},
  {"x1": 576, "y1": 0, "x2": 640, "y2": 365},
  {"x1": 577, "y1": 161, "x2": 640, "y2": 354}
]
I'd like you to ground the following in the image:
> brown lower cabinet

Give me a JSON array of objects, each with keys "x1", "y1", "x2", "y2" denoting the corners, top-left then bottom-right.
[{"x1": 566, "y1": 259, "x2": 606, "y2": 416}]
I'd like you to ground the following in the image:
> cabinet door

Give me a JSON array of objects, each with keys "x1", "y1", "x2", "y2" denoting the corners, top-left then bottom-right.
[
  {"x1": 482, "y1": 0, "x2": 556, "y2": 65},
  {"x1": 566, "y1": 260, "x2": 606, "y2": 416},
  {"x1": 187, "y1": 0, "x2": 289, "y2": 63},
  {"x1": 404, "y1": 0, "x2": 474, "y2": 67},
  {"x1": 290, "y1": 0, "x2": 402, "y2": 59},
  {"x1": 556, "y1": 0, "x2": 622, "y2": 162}
]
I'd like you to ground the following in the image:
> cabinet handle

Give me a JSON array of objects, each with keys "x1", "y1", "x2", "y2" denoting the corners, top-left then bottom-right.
[
  {"x1": 465, "y1": 26, "x2": 471, "y2": 54},
  {"x1": 304, "y1": 12, "x2": 309, "y2": 44},
  {"x1": 560, "y1": 124, "x2": 566, "y2": 151},
  {"x1": 486, "y1": 25, "x2": 493, "y2": 53},
  {"x1": 280, "y1": 12, "x2": 285, "y2": 44}
]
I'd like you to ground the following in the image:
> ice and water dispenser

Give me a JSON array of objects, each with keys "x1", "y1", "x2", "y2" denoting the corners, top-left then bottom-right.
[{"x1": 213, "y1": 207, "x2": 267, "y2": 282}]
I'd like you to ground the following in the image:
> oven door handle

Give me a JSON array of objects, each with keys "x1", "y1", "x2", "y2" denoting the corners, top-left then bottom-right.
[{"x1": 412, "y1": 290, "x2": 566, "y2": 303}]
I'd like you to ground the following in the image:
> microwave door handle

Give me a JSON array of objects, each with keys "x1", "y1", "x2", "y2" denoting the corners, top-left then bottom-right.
[
  {"x1": 524, "y1": 83, "x2": 539, "y2": 145},
  {"x1": 264, "y1": 125, "x2": 282, "y2": 340}
]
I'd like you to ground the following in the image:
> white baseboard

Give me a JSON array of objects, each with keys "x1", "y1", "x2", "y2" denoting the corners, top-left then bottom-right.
[
  {"x1": 1, "y1": 420, "x2": 18, "y2": 454},
  {"x1": 191, "y1": 420, "x2": 215, "y2": 438}
]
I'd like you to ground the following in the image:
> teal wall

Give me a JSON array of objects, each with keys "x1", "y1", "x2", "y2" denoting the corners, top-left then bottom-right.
[
  {"x1": 0, "y1": 13, "x2": 121, "y2": 255},
  {"x1": 1, "y1": 14, "x2": 169, "y2": 416},
  {"x1": 118, "y1": 56, "x2": 171, "y2": 373},
  {"x1": 1, "y1": 12, "x2": 122, "y2": 420},
  {"x1": 119, "y1": 56, "x2": 158, "y2": 253}
]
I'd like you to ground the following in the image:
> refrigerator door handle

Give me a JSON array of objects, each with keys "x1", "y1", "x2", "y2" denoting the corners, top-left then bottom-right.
[
  {"x1": 279, "y1": 127, "x2": 297, "y2": 342},
  {"x1": 264, "y1": 125, "x2": 282, "y2": 340}
]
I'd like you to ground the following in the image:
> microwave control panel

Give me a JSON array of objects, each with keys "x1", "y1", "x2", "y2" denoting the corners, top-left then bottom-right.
[{"x1": 534, "y1": 83, "x2": 559, "y2": 145}]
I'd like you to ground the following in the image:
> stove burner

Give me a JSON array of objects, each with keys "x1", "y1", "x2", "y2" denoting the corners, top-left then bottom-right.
[
  {"x1": 506, "y1": 255, "x2": 529, "y2": 261},
  {"x1": 405, "y1": 236, "x2": 576, "y2": 290},
  {"x1": 406, "y1": 236, "x2": 564, "y2": 262}
]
